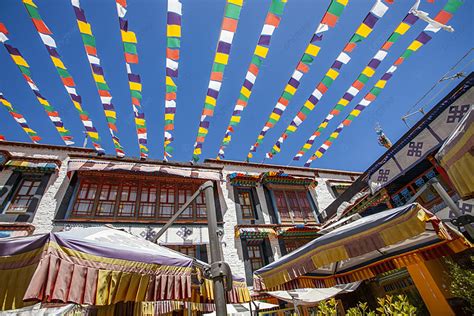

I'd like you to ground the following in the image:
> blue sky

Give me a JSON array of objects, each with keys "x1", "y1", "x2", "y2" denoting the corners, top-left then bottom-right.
[{"x1": 0, "y1": 0, "x2": 472, "y2": 171}]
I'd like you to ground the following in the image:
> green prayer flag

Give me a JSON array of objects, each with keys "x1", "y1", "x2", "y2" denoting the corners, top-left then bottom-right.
[
  {"x1": 270, "y1": 0, "x2": 285, "y2": 15},
  {"x1": 327, "y1": 1, "x2": 345, "y2": 17},
  {"x1": 167, "y1": 38, "x2": 181, "y2": 48},
  {"x1": 225, "y1": 3, "x2": 242, "y2": 19},
  {"x1": 301, "y1": 54, "x2": 314, "y2": 64},
  {"x1": 81, "y1": 34, "x2": 96, "y2": 47}
]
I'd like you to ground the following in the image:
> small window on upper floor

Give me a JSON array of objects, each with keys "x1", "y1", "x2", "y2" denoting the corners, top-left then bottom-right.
[
  {"x1": 7, "y1": 177, "x2": 41, "y2": 213},
  {"x1": 236, "y1": 188, "x2": 258, "y2": 220}
]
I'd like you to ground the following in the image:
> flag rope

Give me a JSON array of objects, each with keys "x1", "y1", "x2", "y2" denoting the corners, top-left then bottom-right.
[
  {"x1": 22, "y1": 0, "x2": 104, "y2": 154},
  {"x1": 71, "y1": 0, "x2": 125, "y2": 157},
  {"x1": 267, "y1": 0, "x2": 392, "y2": 160},
  {"x1": 163, "y1": 0, "x2": 182, "y2": 161},
  {"x1": 304, "y1": 0, "x2": 462, "y2": 167},
  {"x1": 115, "y1": 0, "x2": 148, "y2": 159},
  {"x1": 246, "y1": 0, "x2": 350, "y2": 161},
  {"x1": 0, "y1": 22, "x2": 73, "y2": 146},
  {"x1": 0, "y1": 92, "x2": 41, "y2": 143},
  {"x1": 294, "y1": 2, "x2": 421, "y2": 161},
  {"x1": 192, "y1": 0, "x2": 245, "y2": 162},
  {"x1": 216, "y1": 0, "x2": 288, "y2": 160}
]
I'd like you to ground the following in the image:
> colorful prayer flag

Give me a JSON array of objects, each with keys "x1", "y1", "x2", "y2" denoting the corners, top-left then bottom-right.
[
  {"x1": 304, "y1": 0, "x2": 462, "y2": 167},
  {"x1": 246, "y1": 0, "x2": 350, "y2": 161}
]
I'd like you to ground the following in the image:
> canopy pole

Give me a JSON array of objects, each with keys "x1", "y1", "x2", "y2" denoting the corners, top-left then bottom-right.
[{"x1": 204, "y1": 181, "x2": 228, "y2": 316}]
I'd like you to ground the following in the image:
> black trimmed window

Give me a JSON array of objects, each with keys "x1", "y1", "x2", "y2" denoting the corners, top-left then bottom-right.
[
  {"x1": 236, "y1": 188, "x2": 257, "y2": 219},
  {"x1": 7, "y1": 177, "x2": 41, "y2": 213}
]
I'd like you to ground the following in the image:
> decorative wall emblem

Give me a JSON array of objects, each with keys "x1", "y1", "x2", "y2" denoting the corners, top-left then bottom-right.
[
  {"x1": 140, "y1": 226, "x2": 158, "y2": 242},
  {"x1": 377, "y1": 169, "x2": 390, "y2": 182},
  {"x1": 446, "y1": 104, "x2": 470, "y2": 123},
  {"x1": 407, "y1": 141, "x2": 423, "y2": 157},
  {"x1": 176, "y1": 226, "x2": 193, "y2": 239}
]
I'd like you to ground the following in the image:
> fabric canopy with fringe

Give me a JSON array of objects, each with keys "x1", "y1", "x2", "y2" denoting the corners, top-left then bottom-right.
[
  {"x1": 0, "y1": 226, "x2": 249, "y2": 311},
  {"x1": 253, "y1": 203, "x2": 471, "y2": 291}
]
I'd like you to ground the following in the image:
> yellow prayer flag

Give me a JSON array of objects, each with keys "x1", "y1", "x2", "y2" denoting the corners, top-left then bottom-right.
[
  {"x1": 269, "y1": 113, "x2": 280, "y2": 121},
  {"x1": 375, "y1": 80, "x2": 386, "y2": 89},
  {"x1": 165, "y1": 113, "x2": 174, "y2": 120},
  {"x1": 303, "y1": 143, "x2": 311, "y2": 149},
  {"x1": 287, "y1": 125, "x2": 297, "y2": 132},
  {"x1": 241, "y1": 87, "x2": 251, "y2": 99},
  {"x1": 231, "y1": 116, "x2": 241, "y2": 123},
  {"x1": 330, "y1": 132, "x2": 338, "y2": 138},
  {"x1": 320, "y1": 122, "x2": 328, "y2": 128},
  {"x1": 167, "y1": 25, "x2": 181, "y2": 37},
  {"x1": 205, "y1": 96, "x2": 216, "y2": 106},
  {"x1": 37, "y1": 98, "x2": 49, "y2": 106},
  {"x1": 88, "y1": 132, "x2": 99, "y2": 139},
  {"x1": 121, "y1": 30, "x2": 137, "y2": 43},
  {"x1": 304, "y1": 100, "x2": 315, "y2": 110},
  {"x1": 407, "y1": 40, "x2": 423, "y2": 51},
  {"x1": 166, "y1": 76, "x2": 176, "y2": 87},
  {"x1": 104, "y1": 110, "x2": 116, "y2": 119},
  {"x1": 129, "y1": 81, "x2": 142, "y2": 91},
  {"x1": 338, "y1": 98, "x2": 349, "y2": 106},
  {"x1": 215, "y1": 53, "x2": 229, "y2": 65},
  {"x1": 362, "y1": 66, "x2": 375, "y2": 77},
  {"x1": 93, "y1": 73, "x2": 105, "y2": 84},
  {"x1": 284, "y1": 84, "x2": 296, "y2": 95},
  {"x1": 315, "y1": 151, "x2": 323, "y2": 158},
  {"x1": 198, "y1": 127, "x2": 208, "y2": 135},
  {"x1": 305, "y1": 44, "x2": 321, "y2": 57},
  {"x1": 24, "y1": 128, "x2": 35, "y2": 134},
  {"x1": 337, "y1": 0, "x2": 349, "y2": 5},
  {"x1": 394, "y1": 22, "x2": 410, "y2": 35},
  {"x1": 78, "y1": 21, "x2": 92, "y2": 35},
  {"x1": 23, "y1": 0, "x2": 37, "y2": 8},
  {"x1": 228, "y1": 0, "x2": 244, "y2": 6},
  {"x1": 193, "y1": 148, "x2": 201, "y2": 155},
  {"x1": 272, "y1": 145, "x2": 280, "y2": 152},
  {"x1": 326, "y1": 68, "x2": 339, "y2": 80},
  {"x1": 254, "y1": 45, "x2": 268, "y2": 58},
  {"x1": 355, "y1": 23, "x2": 372, "y2": 38},
  {"x1": 135, "y1": 118, "x2": 145, "y2": 125},
  {"x1": 72, "y1": 101, "x2": 83, "y2": 111},
  {"x1": 57, "y1": 127, "x2": 67, "y2": 133},
  {"x1": 12, "y1": 55, "x2": 29, "y2": 67},
  {"x1": 51, "y1": 56, "x2": 66, "y2": 69}
]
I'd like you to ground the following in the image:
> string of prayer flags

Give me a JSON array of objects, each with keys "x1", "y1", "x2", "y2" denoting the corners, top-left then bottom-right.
[
  {"x1": 115, "y1": 0, "x2": 148, "y2": 159},
  {"x1": 163, "y1": 0, "x2": 182, "y2": 161},
  {"x1": 71, "y1": 0, "x2": 125, "y2": 157},
  {"x1": 22, "y1": 0, "x2": 104, "y2": 153},
  {"x1": 267, "y1": 0, "x2": 391, "y2": 159},
  {"x1": 216, "y1": 0, "x2": 288, "y2": 160},
  {"x1": 0, "y1": 22, "x2": 73, "y2": 146},
  {"x1": 303, "y1": 0, "x2": 462, "y2": 167},
  {"x1": 246, "y1": 0, "x2": 350, "y2": 161},
  {"x1": 294, "y1": 4, "x2": 421, "y2": 161},
  {"x1": 192, "y1": 0, "x2": 245, "y2": 162},
  {"x1": 0, "y1": 93, "x2": 41, "y2": 143}
]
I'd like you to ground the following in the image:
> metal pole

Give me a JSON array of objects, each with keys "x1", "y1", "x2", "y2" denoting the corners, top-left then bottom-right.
[
  {"x1": 152, "y1": 181, "x2": 213, "y2": 243},
  {"x1": 429, "y1": 178, "x2": 474, "y2": 239},
  {"x1": 204, "y1": 181, "x2": 228, "y2": 315}
]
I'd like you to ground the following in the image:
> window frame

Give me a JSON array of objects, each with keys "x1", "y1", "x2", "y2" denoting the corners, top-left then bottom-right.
[
  {"x1": 6, "y1": 176, "x2": 42, "y2": 214},
  {"x1": 247, "y1": 243, "x2": 265, "y2": 272},
  {"x1": 69, "y1": 173, "x2": 208, "y2": 222},
  {"x1": 271, "y1": 186, "x2": 316, "y2": 224},
  {"x1": 236, "y1": 187, "x2": 258, "y2": 220}
]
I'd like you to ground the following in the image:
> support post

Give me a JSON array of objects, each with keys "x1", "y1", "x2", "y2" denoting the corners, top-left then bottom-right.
[{"x1": 204, "y1": 181, "x2": 228, "y2": 315}]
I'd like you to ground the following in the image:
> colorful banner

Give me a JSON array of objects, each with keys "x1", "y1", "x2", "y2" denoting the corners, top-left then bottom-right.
[
  {"x1": 0, "y1": 93, "x2": 41, "y2": 143},
  {"x1": 246, "y1": 0, "x2": 350, "y2": 161},
  {"x1": 192, "y1": 0, "x2": 245, "y2": 162},
  {"x1": 0, "y1": 22, "x2": 73, "y2": 146},
  {"x1": 71, "y1": 0, "x2": 125, "y2": 157},
  {"x1": 22, "y1": 0, "x2": 104, "y2": 153},
  {"x1": 216, "y1": 0, "x2": 288, "y2": 160},
  {"x1": 294, "y1": 4, "x2": 420, "y2": 161},
  {"x1": 304, "y1": 0, "x2": 463, "y2": 167},
  {"x1": 267, "y1": 0, "x2": 391, "y2": 159},
  {"x1": 163, "y1": 0, "x2": 182, "y2": 161},
  {"x1": 115, "y1": 0, "x2": 148, "y2": 159}
]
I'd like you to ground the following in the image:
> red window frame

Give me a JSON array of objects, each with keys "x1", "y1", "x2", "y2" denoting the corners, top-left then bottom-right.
[{"x1": 273, "y1": 189, "x2": 315, "y2": 223}]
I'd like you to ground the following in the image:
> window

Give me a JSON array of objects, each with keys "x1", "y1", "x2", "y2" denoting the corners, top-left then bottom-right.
[
  {"x1": 139, "y1": 186, "x2": 156, "y2": 217},
  {"x1": 72, "y1": 182, "x2": 98, "y2": 216},
  {"x1": 7, "y1": 178, "x2": 41, "y2": 213},
  {"x1": 248, "y1": 244, "x2": 265, "y2": 272},
  {"x1": 284, "y1": 238, "x2": 313, "y2": 253},
  {"x1": 69, "y1": 175, "x2": 207, "y2": 221},
  {"x1": 97, "y1": 184, "x2": 118, "y2": 216},
  {"x1": 273, "y1": 189, "x2": 315, "y2": 223},
  {"x1": 237, "y1": 188, "x2": 256, "y2": 219}
]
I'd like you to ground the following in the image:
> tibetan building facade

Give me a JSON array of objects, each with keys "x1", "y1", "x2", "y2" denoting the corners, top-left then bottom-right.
[{"x1": 0, "y1": 141, "x2": 360, "y2": 284}]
